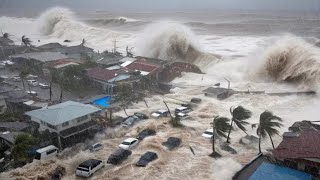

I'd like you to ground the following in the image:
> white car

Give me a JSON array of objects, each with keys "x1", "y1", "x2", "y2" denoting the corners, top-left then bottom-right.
[
  {"x1": 119, "y1": 138, "x2": 139, "y2": 150},
  {"x1": 175, "y1": 106, "x2": 192, "y2": 114},
  {"x1": 202, "y1": 128, "x2": 214, "y2": 139},
  {"x1": 26, "y1": 90, "x2": 37, "y2": 96},
  {"x1": 26, "y1": 74, "x2": 38, "y2": 79},
  {"x1": 176, "y1": 112, "x2": 191, "y2": 120},
  {"x1": 88, "y1": 143, "x2": 103, "y2": 152},
  {"x1": 151, "y1": 110, "x2": 169, "y2": 118},
  {"x1": 39, "y1": 83, "x2": 49, "y2": 89},
  {"x1": 27, "y1": 80, "x2": 39, "y2": 86}
]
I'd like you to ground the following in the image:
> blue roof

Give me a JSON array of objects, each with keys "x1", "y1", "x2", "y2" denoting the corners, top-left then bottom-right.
[
  {"x1": 249, "y1": 163, "x2": 312, "y2": 180},
  {"x1": 25, "y1": 101, "x2": 101, "y2": 126}
]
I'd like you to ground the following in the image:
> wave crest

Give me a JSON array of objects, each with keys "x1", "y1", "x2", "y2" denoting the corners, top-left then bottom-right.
[
  {"x1": 135, "y1": 22, "x2": 219, "y2": 66},
  {"x1": 258, "y1": 36, "x2": 320, "y2": 86}
]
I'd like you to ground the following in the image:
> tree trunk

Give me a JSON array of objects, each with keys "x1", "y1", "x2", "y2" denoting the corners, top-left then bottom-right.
[
  {"x1": 226, "y1": 120, "x2": 233, "y2": 143},
  {"x1": 22, "y1": 79, "x2": 26, "y2": 90},
  {"x1": 144, "y1": 99, "x2": 149, "y2": 108},
  {"x1": 268, "y1": 133, "x2": 275, "y2": 149},
  {"x1": 59, "y1": 86, "x2": 63, "y2": 103},
  {"x1": 258, "y1": 133, "x2": 262, "y2": 154},
  {"x1": 163, "y1": 101, "x2": 173, "y2": 119}
]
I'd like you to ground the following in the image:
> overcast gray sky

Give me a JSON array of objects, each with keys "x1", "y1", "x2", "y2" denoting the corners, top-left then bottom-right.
[{"x1": 1, "y1": 0, "x2": 320, "y2": 12}]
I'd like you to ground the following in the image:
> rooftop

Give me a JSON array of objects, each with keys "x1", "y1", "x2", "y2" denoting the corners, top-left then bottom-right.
[
  {"x1": 25, "y1": 101, "x2": 101, "y2": 126},
  {"x1": 86, "y1": 67, "x2": 125, "y2": 82},
  {"x1": 37, "y1": 43, "x2": 63, "y2": 49},
  {"x1": 0, "y1": 122, "x2": 30, "y2": 132},
  {"x1": 273, "y1": 130, "x2": 320, "y2": 159},
  {"x1": 125, "y1": 60, "x2": 160, "y2": 73},
  {"x1": 249, "y1": 162, "x2": 312, "y2": 180},
  {"x1": 11, "y1": 52, "x2": 68, "y2": 63},
  {"x1": 0, "y1": 131, "x2": 22, "y2": 144}
]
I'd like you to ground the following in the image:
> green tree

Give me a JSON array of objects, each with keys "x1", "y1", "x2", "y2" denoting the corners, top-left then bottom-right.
[
  {"x1": 226, "y1": 106, "x2": 252, "y2": 143},
  {"x1": 19, "y1": 70, "x2": 29, "y2": 90},
  {"x1": 12, "y1": 133, "x2": 36, "y2": 164},
  {"x1": 210, "y1": 116, "x2": 231, "y2": 157},
  {"x1": 255, "y1": 111, "x2": 283, "y2": 154}
]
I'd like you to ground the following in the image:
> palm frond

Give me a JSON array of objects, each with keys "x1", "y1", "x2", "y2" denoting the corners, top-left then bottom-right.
[{"x1": 232, "y1": 106, "x2": 252, "y2": 120}]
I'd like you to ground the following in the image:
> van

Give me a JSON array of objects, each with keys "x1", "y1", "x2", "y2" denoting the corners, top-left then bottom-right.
[
  {"x1": 75, "y1": 159, "x2": 104, "y2": 177},
  {"x1": 34, "y1": 145, "x2": 59, "y2": 161}
]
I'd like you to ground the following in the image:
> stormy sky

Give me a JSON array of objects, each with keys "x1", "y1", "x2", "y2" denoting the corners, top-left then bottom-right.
[{"x1": 1, "y1": 0, "x2": 320, "y2": 12}]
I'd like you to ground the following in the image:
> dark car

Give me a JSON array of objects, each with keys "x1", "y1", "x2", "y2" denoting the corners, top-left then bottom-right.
[
  {"x1": 162, "y1": 137, "x2": 181, "y2": 150},
  {"x1": 121, "y1": 115, "x2": 140, "y2": 128},
  {"x1": 136, "y1": 152, "x2": 158, "y2": 167},
  {"x1": 134, "y1": 112, "x2": 149, "y2": 120},
  {"x1": 107, "y1": 149, "x2": 132, "y2": 165},
  {"x1": 191, "y1": 98, "x2": 202, "y2": 104},
  {"x1": 136, "y1": 129, "x2": 156, "y2": 140}
]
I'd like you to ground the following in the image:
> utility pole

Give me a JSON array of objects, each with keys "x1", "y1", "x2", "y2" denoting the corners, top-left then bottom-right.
[{"x1": 112, "y1": 39, "x2": 119, "y2": 53}]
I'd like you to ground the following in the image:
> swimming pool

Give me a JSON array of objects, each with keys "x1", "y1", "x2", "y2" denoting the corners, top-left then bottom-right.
[{"x1": 92, "y1": 96, "x2": 111, "y2": 107}]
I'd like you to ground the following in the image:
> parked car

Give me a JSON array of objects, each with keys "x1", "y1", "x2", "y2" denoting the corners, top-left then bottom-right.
[
  {"x1": 121, "y1": 115, "x2": 140, "y2": 128},
  {"x1": 151, "y1": 110, "x2": 169, "y2": 118},
  {"x1": 176, "y1": 112, "x2": 191, "y2": 120},
  {"x1": 162, "y1": 137, "x2": 181, "y2": 150},
  {"x1": 39, "y1": 83, "x2": 49, "y2": 89},
  {"x1": 119, "y1": 138, "x2": 139, "y2": 150},
  {"x1": 26, "y1": 74, "x2": 38, "y2": 79},
  {"x1": 26, "y1": 90, "x2": 37, "y2": 96},
  {"x1": 136, "y1": 152, "x2": 158, "y2": 167},
  {"x1": 34, "y1": 145, "x2": 59, "y2": 161},
  {"x1": 134, "y1": 112, "x2": 149, "y2": 120},
  {"x1": 27, "y1": 80, "x2": 38, "y2": 86},
  {"x1": 88, "y1": 143, "x2": 103, "y2": 152},
  {"x1": 75, "y1": 159, "x2": 104, "y2": 177},
  {"x1": 202, "y1": 128, "x2": 214, "y2": 139},
  {"x1": 107, "y1": 149, "x2": 132, "y2": 165},
  {"x1": 175, "y1": 106, "x2": 192, "y2": 114},
  {"x1": 136, "y1": 129, "x2": 156, "y2": 140}
]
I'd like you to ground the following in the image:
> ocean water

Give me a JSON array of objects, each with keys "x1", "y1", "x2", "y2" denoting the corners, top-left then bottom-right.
[{"x1": 1, "y1": 7, "x2": 320, "y2": 180}]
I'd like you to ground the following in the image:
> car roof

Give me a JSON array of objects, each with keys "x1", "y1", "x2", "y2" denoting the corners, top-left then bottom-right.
[
  {"x1": 123, "y1": 138, "x2": 138, "y2": 143},
  {"x1": 157, "y1": 110, "x2": 167, "y2": 113},
  {"x1": 177, "y1": 112, "x2": 187, "y2": 117},
  {"x1": 176, "y1": 107, "x2": 188, "y2": 110},
  {"x1": 79, "y1": 159, "x2": 101, "y2": 167},
  {"x1": 205, "y1": 128, "x2": 214, "y2": 132},
  {"x1": 36, "y1": 145, "x2": 58, "y2": 153},
  {"x1": 143, "y1": 151, "x2": 157, "y2": 158}
]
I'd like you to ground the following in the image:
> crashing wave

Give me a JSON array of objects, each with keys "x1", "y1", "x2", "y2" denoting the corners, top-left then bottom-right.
[
  {"x1": 135, "y1": 22, "x2": 220, "y2": 66},
  {"x1": 257, "y1": 36, "x2": 320, "y2": 86}
]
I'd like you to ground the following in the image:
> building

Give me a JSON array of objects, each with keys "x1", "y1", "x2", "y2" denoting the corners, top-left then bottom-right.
[
  {"x1": 0, "y1": 122, "x2": 31, "y2": 133},
  {"x1": 203, "y1": 87, "x2": 235, "y2": 100},
  {"x1": 0, "y1": 95, "x2": 8, "y2": 114},
  {"x1": 53, "y1": 45, "x2": 94, "y2": 60},
  {"x1": 272, "y1": 130, "x2": 320, "y2": 177},
  {"x1": 233, "y1": 154, "x2": 313, "y2": 180},
  {"x1": 25, "y1": 101, "x2": 101, "y2": 149}
]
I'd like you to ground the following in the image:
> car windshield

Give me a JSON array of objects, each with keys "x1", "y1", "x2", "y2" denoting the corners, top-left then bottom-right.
[
  {"x1": 77, "y1": 167, "x2": 89, "y2": 172},
  {"x1": 122, "y1": 141, "x2": 131, "y2": 145},
  {"x1": 204, "y1": 131, "x2": 213, "y2": 135}
]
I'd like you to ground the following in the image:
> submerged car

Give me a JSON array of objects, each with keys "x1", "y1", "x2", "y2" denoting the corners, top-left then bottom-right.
[
  {"x1": 119, "y1": 138, "x2": 139, "y2": 150},
  {"x1": 175, "y1": 106, "x2": 192, "y2": 114},
  {"x1": 75, "y1": 159, "x2": 104, "y2": 177},
  {"x1": 107, "y1": 148, "x2": 132, "y2": 165},
  {"x1": 39, "y1": 83, "x2": 49, "y2": 89},
  {"x1": 202, "y1": 128, "x2": 214, "y2": 139},
  {"x1": 121, "y1": 115, "x2": 140, "y2": 128},
  {"x1": 88, "y1": 143, "x2": 103, "y2": 152},
  {"x1": 26, "y1": 90, "x2": 37, "y2": 96},
  {"x1": 136, "y1": 152, "x2": 158, "y2": 167},
  {"x1": 175, "y1": 112, "x2": 191, "y2": 120},
  {"x1": 27, "y1": 80, "x2": 38, "y2": 86},
  {"x1": 151, "y1": 110, "x2": 169, "y2": 118},
  {"x1": 134, "y1": 112, "x2": 149, "y2": 120},
  {"x1": 136, "y1": 129, "x2": 156, "y2": 140},
  {"x1": 162, "y1": 137, "x2": 181, "y2": 150}
]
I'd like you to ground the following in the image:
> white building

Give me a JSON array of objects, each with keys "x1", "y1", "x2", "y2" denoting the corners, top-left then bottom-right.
[{"x1": 25, "y1": 101, "x2": 101, "y2": 149}]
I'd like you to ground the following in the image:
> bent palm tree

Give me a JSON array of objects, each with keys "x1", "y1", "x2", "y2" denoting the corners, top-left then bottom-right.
[
  {"x1": 226, "y1": 106, "x2": 252, "y2": 143},
  {"x1": 210, "y1": 116, "x2": 231, "y2": 157},
  {"x1": 19, "y1": 70, "x2": 29, "y2": 90},
  {"x1": 22, "y1": 35, "x2": 32, "y2": 46},
  {"x1": 255, "y1": 111, "x2": 283, "y2": 153}
]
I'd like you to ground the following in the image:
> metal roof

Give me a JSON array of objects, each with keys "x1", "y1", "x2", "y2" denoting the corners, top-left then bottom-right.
[
  {"x1": 0, "y1": 122, "x2": 30, "y2": 132},
  {"x1": 25, "y1": 101, "x2": 101, "y2": 126},
  {"x1": 11, "y1": 52, "x2": 68, "y2": 63},
  {"x1": 249, "y1": 162, "x2": 312, "y2": 180}
]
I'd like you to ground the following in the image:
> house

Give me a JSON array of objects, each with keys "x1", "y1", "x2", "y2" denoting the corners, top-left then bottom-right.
[
  {"x1": 288, "y1": 120, "x2": 320, "y2": 132},
  {"x1": 94, "y1": 51, "x2": 124, "y2": 67},
  {"x1": 44, "y1": 59, "x2": 81, "y2": 70},
  {"x1": 10, "y1": 52, "x2": 68, "y2": 73},
  {"x1": 53, "y1": 45, "x2": 94, "y2": 60},
  {"x1": 203, "y1": 87, "x2": 235, "y2": 100},
  {"x1": 86, "y1": 67, "x2": 133, "y2": 94},
  {"x1": 233, "y1": 154, "x2": 313, "y2": 180},
  {"x1": 0, "y1": 122, "x2": 32, "y2": 133},
  {"x1": 25, "y1": 101, "x2": 101, "y2": 149},
  {"x1": 273, "y1": 130, "x2": 320, "y2": 177},
  {"x1": 37, "y1": 43, "x2": 63, "y2": 50}
]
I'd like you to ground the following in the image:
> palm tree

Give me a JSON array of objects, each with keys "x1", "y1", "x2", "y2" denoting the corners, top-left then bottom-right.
[
  {"x1": 255, "y1": 111, "x2": 283, "y2": 153},
  {"x1": 19, "y1": 70, "x2": 29, "y2": 90},
  {"x1": 210, "y1": 116, "x2": 231, "y2": 158},
  {"x1": 21, "y1": 35, "x2": 32, "y2": 46},
  {"x1": 226, "y1": 106, "x2": 252, "y2": 143}
]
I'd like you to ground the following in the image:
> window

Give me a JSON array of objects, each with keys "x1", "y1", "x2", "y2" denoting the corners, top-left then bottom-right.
[
  {"x1": 46, "y1": 149, "x2": 57, "y2": 155},
  {"x1": 47, "y1": 123, "x2": 57, "y2": 130},
  {"x1": 62, "y1": 121, "x2": 69, "y2": 127},
  {"x1": 76, "y1": 115, "x2": 88, "y2": 123}
]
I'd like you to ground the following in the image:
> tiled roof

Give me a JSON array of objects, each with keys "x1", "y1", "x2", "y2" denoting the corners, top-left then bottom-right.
[
  {"x1": 273, "y1": 130, "x2": 320, "y2": 159},
  {"x1": 125, "y1": 61, "x2": 160, "y2": 73},
  {"x1": 25, "y1": 101, "x2": 101, "y2": 126},
  {"x1": 86, "y1": 67, "x2": 120, "y2": 82}
]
